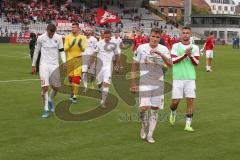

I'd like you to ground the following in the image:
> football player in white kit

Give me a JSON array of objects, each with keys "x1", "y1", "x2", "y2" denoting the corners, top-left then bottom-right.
[
  {"x1": 111, "y1": 31, "x2": 124, "y2": 73},
  {"x1": 32, "y1": 24, "x2": 66, "y2": 118},
  {"x1": 88, "y1": 30, "x2": 120, "y2": 108},
  {"x1": 131, "y1": 28, "x2": 172, "y2": 143},
  {"x1": 82, "y1": 28, "x2": 98, "y2": 92}
]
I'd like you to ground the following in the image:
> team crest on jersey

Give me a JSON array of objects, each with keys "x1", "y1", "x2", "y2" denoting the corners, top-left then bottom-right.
[
  {"x1": 104, "y1": 42, "x2": 116, "y2": 52},
  {"x1": 54, "y1": 40, "x2": 58, "y2": 43}
]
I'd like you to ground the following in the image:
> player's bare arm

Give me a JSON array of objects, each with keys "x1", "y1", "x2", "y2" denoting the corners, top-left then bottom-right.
[
  {"x1": 171, "y1": 49, "x2": 189, "y2": 64},
  {"x1": 31, "y1": 38, "x2": 41, "y2": 74},
  {"x1": 130, "y1": 60, "x2": 139, "y2": 93},
  {"x1": 188, "y1": 48, "x2": 200, "y2": 66},
  {"x1": 150, "y1": 49, "x2": 173, "y2": 67}
]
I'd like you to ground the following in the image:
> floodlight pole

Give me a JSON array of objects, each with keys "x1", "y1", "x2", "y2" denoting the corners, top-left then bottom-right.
[{"x1": 184, "y1": 0, "x2": 192, "y2": 27}]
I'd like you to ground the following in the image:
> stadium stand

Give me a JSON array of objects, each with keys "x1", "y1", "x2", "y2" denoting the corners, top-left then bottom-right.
[{"x1": 0, "y1": 0, "x2": 181, "y2": 38}]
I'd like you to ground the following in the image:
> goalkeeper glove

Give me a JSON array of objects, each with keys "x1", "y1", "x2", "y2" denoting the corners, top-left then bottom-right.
[
  {"x1": 78, "y1": 38, "x2": 83, "y2": 49},
  {"x1": 69, "y1": 38, "x2": 76, "y2": 48}
]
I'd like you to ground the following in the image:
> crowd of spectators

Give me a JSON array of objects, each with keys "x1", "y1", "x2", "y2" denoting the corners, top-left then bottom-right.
[
  {"x1": 1, "y1": 0, "x2": 96, "y2": 26},
  {"x1": 0, "y1": 0, "x2": 178, "y2": 39}
]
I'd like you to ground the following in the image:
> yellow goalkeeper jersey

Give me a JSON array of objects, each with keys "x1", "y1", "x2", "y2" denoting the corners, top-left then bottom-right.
[{"x1": 64, "y1": 34, "x2": 86, "y2": 60}]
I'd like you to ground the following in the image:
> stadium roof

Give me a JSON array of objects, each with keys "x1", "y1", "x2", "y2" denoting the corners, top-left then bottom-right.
[{"x1": 156, "y1": 0, "x2": 184, "y2": 7}]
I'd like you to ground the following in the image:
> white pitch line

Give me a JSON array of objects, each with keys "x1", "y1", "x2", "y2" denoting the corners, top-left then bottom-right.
[
  {"x1": 0, "y1": 54, "x2": 29, "y2": 59},
  {"x1": 0, "y1": 79, "x2": 39, "y2": 83}
]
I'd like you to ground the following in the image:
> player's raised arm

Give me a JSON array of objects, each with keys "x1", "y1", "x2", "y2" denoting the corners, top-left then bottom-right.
[
  {"x1": 171, "y1": 43, "x2": 188, "y2": 64},
  {"x1": 151, "y1": 48, "x2": 173, "y2": 67},
  {"x1": 188, "y1": 46, "x2": 200, "y2": 66}
]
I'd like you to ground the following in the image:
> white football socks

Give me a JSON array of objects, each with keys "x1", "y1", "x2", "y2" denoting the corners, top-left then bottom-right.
[
  {"x1": 186, "y1": 117, "x2": 192, "y2": 127},
  {"x1": 101, "y1": 86, "x2": 109, "y2": 103},
  {"x1": 140, "y1": 111, "x2": 148, "y2": 130},
  {"x1": 49, "y1": 89, "x2": 57, "y2": 102},
  {"x1": 148, "y1": 110, "x2": 158, "y2": 138},
  {"x1": 82, "y1": 72, "x2": 88, "y2": 88},
  {"x1": 41, "y1": 91, "x2": 49, "y2": 111}
]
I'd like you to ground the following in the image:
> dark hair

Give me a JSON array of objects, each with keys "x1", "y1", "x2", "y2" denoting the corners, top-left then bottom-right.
[
  {"x1": 72, "y1": 22, "x2": 79, "y2": 26},
  {"x1": 150, "y1": 28, "x2": 162, "y2": 34},
  {"x1": 104, "y1": 30, "x2": 111, "y2": 35},
  {"x1": 210, "y1": 31, "x2": 213, "y2": 35},
  {"x1": 30, "y1": 32, "x2": 36, "y2": 39},
  {"x1": 182, "y1": 26, "x2": 191, "y2": 30},
  {"x1": 47, "y1": 23, "x2": 56, "y2": 33}
]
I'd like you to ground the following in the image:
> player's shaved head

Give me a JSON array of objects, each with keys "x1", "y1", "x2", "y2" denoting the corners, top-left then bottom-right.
[
  {"x1": 181, "y1": 26, "x2": 192, "y2": 44},
  {"x1": 47, "y1": 24, "x2": 56, "y2": 33},
  {"x1": 72, "y1": 22, "x2": 79, "y2": 26},
  {"x1": 46, "y1": 24, "x2": 56, "y2": 38},
  {"x1": 182, "y1": 26, "x2": 191, "y2": 31}
]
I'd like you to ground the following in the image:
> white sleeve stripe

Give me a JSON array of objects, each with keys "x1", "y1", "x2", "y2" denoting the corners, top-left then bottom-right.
[{"x1": 191, "y1": 56, "x2": 199, "y2": 64}]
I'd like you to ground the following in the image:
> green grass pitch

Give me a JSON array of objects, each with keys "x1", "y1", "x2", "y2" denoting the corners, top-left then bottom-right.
[{"x1": 0, "y1": 43, "x2": 239, "y2": 160}]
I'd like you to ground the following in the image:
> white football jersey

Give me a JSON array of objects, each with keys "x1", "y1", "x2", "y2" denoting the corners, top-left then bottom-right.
[
  {"x1": 84, "y1": 36, "x2": 98, "y2": 55},
  {"x1": 32, "y1": 33, "x2": 64, "y2": 66},
  {"x1": 110, "y1": 36, "x2": 122, "y2": 54},
  {"x1": 94, "y1": 40, "x2": 118, "y2": 67},
  {"x1": 133, "y1": 43, "x2": 170, "y2": 82}
]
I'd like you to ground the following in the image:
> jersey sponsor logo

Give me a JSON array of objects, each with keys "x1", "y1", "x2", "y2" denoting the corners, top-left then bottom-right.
[{"x1": 104, "y1": 42, "x2": 117, "y2": 52}]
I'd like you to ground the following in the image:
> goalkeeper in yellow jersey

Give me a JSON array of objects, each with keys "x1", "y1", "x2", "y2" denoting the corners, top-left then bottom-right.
[{"x1": 64, "y1": 22, "x2": 86, "y2": 103}]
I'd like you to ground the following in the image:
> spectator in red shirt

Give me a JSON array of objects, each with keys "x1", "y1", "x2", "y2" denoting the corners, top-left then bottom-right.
[
  {"x1": 133, "y1": 31, "x2": 145, "y2": 52},
  {"x1": 161, "y1": 30, "x2": 172, "y2": 50},
  {"x1": 143, "y1": 34, "x2": 149, "y2": 43},
  {"x1": 201, "y1": 32, "x2": 214, "y2": 72},
  {"x1": 171, "y1": 35, "x2": 178, "y2": 45}
]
